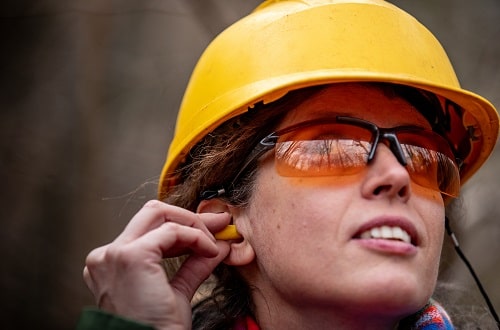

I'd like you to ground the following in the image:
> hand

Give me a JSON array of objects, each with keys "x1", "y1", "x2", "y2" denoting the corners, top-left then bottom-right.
[{"x1": 83, "y1": 200, "x2": 231, "y2": 330}]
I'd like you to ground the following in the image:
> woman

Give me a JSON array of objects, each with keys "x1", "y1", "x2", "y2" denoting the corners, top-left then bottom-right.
[{"x1": 79, "y1": 0, "x2": 499, "y2": 329}]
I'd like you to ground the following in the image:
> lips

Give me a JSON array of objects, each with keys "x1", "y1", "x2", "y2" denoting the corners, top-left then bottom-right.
[
  {"x1": 359, "y1": 225, "x2": 412, "y2": 244},
  {"x1": 354, "y1": 217, "x2": 419, "y2": 247}
]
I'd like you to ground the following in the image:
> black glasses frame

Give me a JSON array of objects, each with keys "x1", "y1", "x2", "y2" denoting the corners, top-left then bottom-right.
[
  {"x1": 200, "y1": 115, "x2": 459, "y2": 199},
  {"x1": 200, "y1": 116, "x2": 500, "y2": 326}
]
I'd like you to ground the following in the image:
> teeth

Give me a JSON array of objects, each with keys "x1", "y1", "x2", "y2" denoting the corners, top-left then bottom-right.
[{"x1": 359, "y1": 226, "x2": 411, "y2": 244}]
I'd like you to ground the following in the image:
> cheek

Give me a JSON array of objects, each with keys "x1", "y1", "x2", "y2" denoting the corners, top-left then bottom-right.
[
  {"x1": 417, "y1": 193, "x2": 445, "y2": 286},
  {"x1": 429, "y1": 212, "x2": 445, "y2": 264},
  {"x1": 421, "y1": 193, "x2": 446, "y2": 245},
  {"x1": 413, "y1": 186, "x2": 446, "y2": 244},
  {"x1": 244, "y1": 171, "x2": 353, "y2": 260},
  {"x1": 245, "y1": 177, "x2": 303, "y2": 250}
]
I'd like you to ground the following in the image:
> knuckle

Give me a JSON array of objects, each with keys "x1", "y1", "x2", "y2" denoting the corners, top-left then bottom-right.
[
  {"x1": 143, "y1": 199, "x2": 164, "y2": 209},
  {"x1": 82, "y1": 267, "x2": 90, "y2": 281},
  {"x1": 142, "y1": 200, "x2": 170, "y2": 221},
  {"x1": 162, "y1": 221, "x2": 178, "y2": 230},
  {"x1": 162, "y1": 221, "x2": 200, "y2": 236},
  {"x1": 82, "y1": 267, "x2": 94, "y2": 289},
  {"x1": 85, "y1": 246, "x2": 105, "y2": 269},
  {"x1": 194, "y1": 213, "x2": 204, "y2": 226},
  {"x1": 161, "y1": 221, "x2": 183, "y2": 237},
  {"x1": 86, "y1": 243, "x2": 149, "y2": 275},
  {"x1": 104, "y1": 243, "x2": 151, "y2": 269},
  {"x1": 104, "y1": 244, "x2": 131, "y2": 264}
]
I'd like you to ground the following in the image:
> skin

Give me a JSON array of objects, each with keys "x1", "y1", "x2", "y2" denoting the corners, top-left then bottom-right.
[
  {"x1": 231, "y1": 84, "x2": 446, "y2": 329},
  {"x1": 84, "y1": 202, "x2": 232, "y2": 330},
  {"x1": 83, "y1": 83, "x2": 446, "y2": 330}
]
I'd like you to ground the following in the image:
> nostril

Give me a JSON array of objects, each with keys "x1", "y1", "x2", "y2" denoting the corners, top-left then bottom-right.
[
  {"x1": 372, "y1": 185, "x2": 408, "y2": 198},
  {"x1": 398, "y1": 186, "x2": 408, "y2": 197},
  {"x1": 373, "y1": 185, "x2": 390, "y2": 195}
]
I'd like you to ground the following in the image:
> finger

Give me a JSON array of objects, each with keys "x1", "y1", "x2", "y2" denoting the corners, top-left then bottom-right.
[
  {"x1": 116, "y1": 200, "x2": 226, "y2": 243},
  {"x1": 170, "y1": 241, "x2": 231, "y2": 300},
  {"x1": 82, "y1": 265, "x2": 103, "y2": 306},
  {"x1": 82, "y1": 265, "x2": 103, "y2": 307},
  {"x1": 82, "y1": 266, "x2": 92, "y2": 292},
  {"x1": 133, "y1": 221, "x2": 222, "y2": 259},
  {"x1": 198, "y1": 212, "x2": 232, "y2": 234},
  {"x1": 83, "y1": 244, "x2": 109, "y2": 296}
]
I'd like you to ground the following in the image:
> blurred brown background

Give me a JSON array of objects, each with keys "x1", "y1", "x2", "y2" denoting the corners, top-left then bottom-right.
[{"x1": 1, "y1": 0, "x2": 499, "y2": 329}]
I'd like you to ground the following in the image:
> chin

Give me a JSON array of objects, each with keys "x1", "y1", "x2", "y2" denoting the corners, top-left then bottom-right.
[
  {"x1": 352, "y1": 276, "x2": 434, "y2": 317},
  {"x1": 342, "y1": 270, "x2": 435, "y2": 317}
]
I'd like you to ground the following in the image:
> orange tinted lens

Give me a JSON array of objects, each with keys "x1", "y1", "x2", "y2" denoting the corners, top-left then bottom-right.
[
  {"x1": 273, "y1": 122, "x2": 460, "y2": 197},
  {"x1": 397, "y1": 132, "x2": 460, "y2": 197},
  {"x1": 275, "y1": 124, "x2": 372, "y2": 177}
]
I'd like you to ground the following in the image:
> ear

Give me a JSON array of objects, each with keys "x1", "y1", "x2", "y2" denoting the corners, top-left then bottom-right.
[
  {"x1": 222, "y1": 206, "x2": 255, "y2": 266},
  {"x1": 196, "y1": 198, "x2": 231, "y2": 214},
  {"x1": 197, "y1": 199, "x2": 255, "y2": 266}
]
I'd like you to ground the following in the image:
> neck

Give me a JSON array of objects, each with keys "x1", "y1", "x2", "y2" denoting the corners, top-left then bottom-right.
[
  {"x1": 254, "y1": 300, "x2": 402, "y2": 330},
  {"x1": 248, "y1": 281, "x2": 417, "y2": 330}
]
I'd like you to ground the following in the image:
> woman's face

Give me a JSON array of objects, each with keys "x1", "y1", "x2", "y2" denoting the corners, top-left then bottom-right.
[{"x1": 234, "y1": 83, "x2": 446, "y2": 325}]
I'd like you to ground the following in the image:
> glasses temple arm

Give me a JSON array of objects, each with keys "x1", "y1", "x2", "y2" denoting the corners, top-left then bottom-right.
[{"x1": 200, "y1": 134, "x2": 277, "y2": 200}]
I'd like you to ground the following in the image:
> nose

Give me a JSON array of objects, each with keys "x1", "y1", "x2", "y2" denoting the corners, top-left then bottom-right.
[{"x1": 361, "y1": 144, "x2": 411, "y2": 202}]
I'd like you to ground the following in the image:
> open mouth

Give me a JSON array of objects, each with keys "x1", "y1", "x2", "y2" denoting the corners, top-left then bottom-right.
[
  {"x1": 355, "y1": 224, "x2": 418, "y2": 247},
  {"x1": 359, "y1": 225, "x2": 411, "y2": 243}
]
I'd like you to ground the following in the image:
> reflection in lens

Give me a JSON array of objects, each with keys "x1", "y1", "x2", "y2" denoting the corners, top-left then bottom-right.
[
  {"x1": 402, "y1": 144, "x2": 460, "y2": 197},
  {"x1": 275, "y1": 139, "x2": 370, "y2": 177}
]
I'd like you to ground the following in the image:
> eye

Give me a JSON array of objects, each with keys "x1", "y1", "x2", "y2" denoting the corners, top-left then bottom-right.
[
  {"x1": 275, "y1": 139, "x2": 372, "y2": 178},
  {"x1": 401, "y1": 143, "x2": 460, "y2": 195},
  {"x1": 280, "y1": 123, "x2": 372, "y2": 142},
  {"x1": 402, "y1": 144, "x2": 437, "y2": 172}
]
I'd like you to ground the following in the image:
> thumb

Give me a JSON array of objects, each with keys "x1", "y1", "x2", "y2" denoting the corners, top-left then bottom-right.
[{"x1": 170, "y1": 241, "x2": 230, "y2": 300}]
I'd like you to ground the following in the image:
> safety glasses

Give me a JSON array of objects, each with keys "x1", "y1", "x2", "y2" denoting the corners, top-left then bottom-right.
[{"x1": 230, "y1": 116, "x2": 461, "y2": 198}]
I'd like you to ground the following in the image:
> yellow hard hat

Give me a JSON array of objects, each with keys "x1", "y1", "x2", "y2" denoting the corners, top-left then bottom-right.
[{"x1": 159, "y1": 0, "x2": 499, "y2": 198}]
